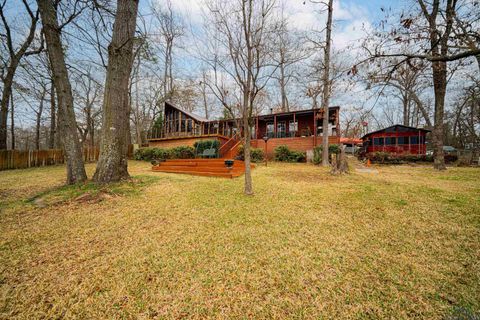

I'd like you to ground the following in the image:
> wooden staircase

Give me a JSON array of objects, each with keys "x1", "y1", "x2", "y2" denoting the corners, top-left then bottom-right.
[{"x1": 152, "y1": 158, "x2": 253, "y2": 178}]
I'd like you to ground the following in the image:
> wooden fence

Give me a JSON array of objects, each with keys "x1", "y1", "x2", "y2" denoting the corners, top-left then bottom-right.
[{"x1": 0, "y1": 147, "x2": 103, "y2": 171}]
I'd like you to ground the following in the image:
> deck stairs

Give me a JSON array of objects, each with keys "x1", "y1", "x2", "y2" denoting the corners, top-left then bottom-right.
[
  {"x1": 152, "y1": 134, "x2": 249, "y2": 178},
  {"x1": 152, "y1": 158, "x2": 253, "y2": 178}
]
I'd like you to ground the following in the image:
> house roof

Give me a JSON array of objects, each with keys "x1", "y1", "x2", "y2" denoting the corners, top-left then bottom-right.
[
  {"x1": 165, "y1": 101, "x2": 209, "y2": 122},
  {"x1": 165, "y1": 101, "x2": 339, "y2": 123},
  {"x1": 361, "y1": 124, "x2": 431, "y2": 140}
]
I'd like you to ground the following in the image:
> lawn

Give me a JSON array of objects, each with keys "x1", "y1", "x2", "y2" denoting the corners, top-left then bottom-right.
[{"x1": 0, "y1": 161, "x2": 479, "y2": 319}]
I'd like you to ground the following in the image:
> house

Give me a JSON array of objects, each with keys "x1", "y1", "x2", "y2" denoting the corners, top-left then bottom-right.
[
  {"x1": 147, "y1": 102, "x2": 341, "y2": 158},
  {"x1": 361, "y1": 124, "x2": 430, "y2": 155}
]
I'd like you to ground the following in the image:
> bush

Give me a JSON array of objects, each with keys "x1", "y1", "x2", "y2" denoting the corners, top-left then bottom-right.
[
  {"x1": 366, "y1": 152, "x2": 434, "y2": 164},
  {"x1": 194, "y1": 140, "x2": 220, "y2": 156},
  {"x1": 274, "y1": 145, "x2": 306, "y2": 162},
  {"x1": 312, "y1": 144, "x2": 341, "y2": 165},
  {"x1": 134, "y1": 146, "x2": 195, "y2": 161},
  {"x1": 170, "y1": 146, "x2": 195, "y2": 159},
  {"x1": 236, "y1": 146, "x2": 264, "y2": 162}
]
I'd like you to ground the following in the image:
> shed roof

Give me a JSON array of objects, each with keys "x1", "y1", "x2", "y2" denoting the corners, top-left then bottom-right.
[{"x1": 361, "y1": 124, "x2": 431, "y2": 140}]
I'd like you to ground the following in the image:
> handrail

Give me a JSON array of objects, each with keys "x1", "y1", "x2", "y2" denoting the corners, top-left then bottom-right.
[{"x1": 219, "y1": 133, "x2": 241, "y2": 157}]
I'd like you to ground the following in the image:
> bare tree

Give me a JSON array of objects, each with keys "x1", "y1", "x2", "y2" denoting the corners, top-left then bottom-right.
[
  {"x1": 361, "y1": 0, "x2": 479, "y2": 170},
  {"x1": 320, "y1": 0, "x2": 333, "y2": 166},
  {"x1": 271, "y1": 7, "x2": 310, "y2": 112},
  {"x1": 203, "y1": 0, "x2": 276, "y2": 195},
  {"x1": 38, "y1": 0, "x2": 87, "y2": 184},
  {"x1": 0, "y1": 0, "x2": 42, "y2": 149},
  {"x1": 93, "y1": 0, "x2": 139, "y2": 183},
  {"x1": 151, "y1": 0, "x2": 184, "y2": 99}
]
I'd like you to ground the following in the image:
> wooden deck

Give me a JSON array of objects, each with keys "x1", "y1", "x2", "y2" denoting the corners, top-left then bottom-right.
[{"x1": 151, "y1": 159, "x2": 254, "y2": 178}]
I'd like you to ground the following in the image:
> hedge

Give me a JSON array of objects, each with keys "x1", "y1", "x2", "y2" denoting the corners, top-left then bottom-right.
[
  {"x1": 274, "y1": 145, "x2": 306, "y2": 162},
  {"x1": 366, "y1": 152, "x2": 434, "y2": 164},
  {"x1": 236, "y1": 146, "x2": 265, "y2": 163},
  {"x1": 134, "y1": 146, "x2": 195, "y2": 161}
]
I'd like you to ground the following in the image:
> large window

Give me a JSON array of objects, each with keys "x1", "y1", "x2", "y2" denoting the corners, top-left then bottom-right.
[
  {"x1": 373, "y1": 137, "x2": 384, "y2": 146},
  {"x1": 385, "y1": 137, "x2": 396, "y2": 145},
  {"x1": 266, "y1": 122, "x2": 274, "y2": 138},
  {"x1": 410, "y1": 136, "x2": 418, "y2": 144},
  {"x1": 288, "y1": 120, "x2": 298, "y2": 137},
  {"x1": 397, "y1": 136, "x2": 407, "y2": 144},
  {"x1": 277, "y1": 121, "x2": 286, "y2": 138}
]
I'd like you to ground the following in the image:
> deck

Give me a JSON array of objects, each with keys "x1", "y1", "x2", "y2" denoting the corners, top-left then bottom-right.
[{"x1": 152, "y1": 159, "x2": 254, "y2": 178}]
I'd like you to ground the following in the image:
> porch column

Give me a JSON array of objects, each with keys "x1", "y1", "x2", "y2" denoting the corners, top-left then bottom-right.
[
  {"x1": 313, "y1": 110, "x2": 317, "y2": 147},
  {"x1": 274, "y1": 115, "x2": 277, "y2": 138},
  {"x1": 293, "y1": 112, "x2": 296, "y2": 137},
  {"x1": 335, "y1": 109, "x2": 340, "y2": 137},
  {"x1": 217, "y1": 121, "x2": 219, "y2": 135},
  {"x1": 255, "y1": 116, "x2": 259, "y2": 139}
]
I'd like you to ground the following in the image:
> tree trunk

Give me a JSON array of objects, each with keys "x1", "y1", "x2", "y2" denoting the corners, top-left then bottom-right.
[
  {"x1": 93, "y1": 0, "x2": 139, "y2": 183},
  {"x1": 35, "y1": 89, "x2": 46, "y2": 150},
  {"x1": 403, "y1": 92, "x2": 410, "y2": 126},
  {"x1": 243, "y1": 111, "x2": 253, "y2": 195},
  {"x1": 48, "y1": 82, "x2": 56, "y2": 149},
  {"x1": 38, "y1": 0, "x2": 87, "y2": 184},
  {"x1": 431, "y1": 60, "x2": 447, "y2": 170},
  {"x1": 321, "y1": 0, "x2": 333, "y2": 166},
  {"x1": 0, "y1": 62, "x2": 17, "y2": 150},
  {"x1": 279, "y1": 57, "x2": 288, "y2": 112},
  {"x1": 10, "y1": 92, "x2": 14, "y2": 150}
]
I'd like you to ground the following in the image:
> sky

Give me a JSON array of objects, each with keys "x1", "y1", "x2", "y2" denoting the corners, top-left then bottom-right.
[{"x1": 144, "y1": 0, "x2": 406, "y2": 51}]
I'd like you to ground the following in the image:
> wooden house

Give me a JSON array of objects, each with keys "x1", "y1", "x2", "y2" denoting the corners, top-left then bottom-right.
[
  {"x1": 147, "y1": 102, "x2": 341, "y2": 158},
  {"x1": 361, "y1": 124, "x2": 430, "y2": 155}
]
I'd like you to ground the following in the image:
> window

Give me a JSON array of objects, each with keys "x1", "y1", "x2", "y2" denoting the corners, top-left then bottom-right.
[
  {"x1": 289, "y1": 120, "x2": 298, "y2": 137},
  {"x1": 385, "y1": 137, "x2": 396, "y2": 145},
  {"x1": 266, "y1": 122, "x2": 274, "y2": 138},
  {"x1": 397, "y1": 136, "x2": 407, "y2": 144},
  {"x1": 410, "y1": 136, "x2": 419, "y2": 144},
  {"x1": 277, "y1": 121, "x2": 286, "y2": 138},
  {"x1": 373, "y1": 137, "x2": 384, "y2": 145}
]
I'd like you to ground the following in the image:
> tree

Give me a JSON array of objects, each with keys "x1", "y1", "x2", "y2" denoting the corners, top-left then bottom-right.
[
  {"x1": 93, "y1": 0, "x2": 139, "y2": 183},
  {"x1": 151, "y1": 0, "x2": 184, "y2": 99},
  {"x1": 37, "y1": 0, "x2": 87, "y2": 184},
  {"x1": 362, "y1": 0, "x2": 479, "y2": 170},
  {"x1": 0, "y1": 0, "x2": 42, "y2": 149},
  {"x1": 203, "y1": 0, "x2": 276, "y2": 195},
  {"x1": 320, "y1": 0, "x2": 333, "y2": 167}
]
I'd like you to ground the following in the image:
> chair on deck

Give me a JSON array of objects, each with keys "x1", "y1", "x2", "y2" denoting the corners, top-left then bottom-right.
[{"x1": 202, "y1": 148, "x2": 217, "y2": 158}]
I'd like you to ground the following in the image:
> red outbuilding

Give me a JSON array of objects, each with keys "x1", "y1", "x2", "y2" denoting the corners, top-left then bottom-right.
[{"x1": 361, "y1": 124, "x2": 430, "y2": 155}]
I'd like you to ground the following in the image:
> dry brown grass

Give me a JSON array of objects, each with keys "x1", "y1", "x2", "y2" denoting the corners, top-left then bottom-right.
[{"x1": 1, "y1": 161, "x2": 479, "y2": 319}]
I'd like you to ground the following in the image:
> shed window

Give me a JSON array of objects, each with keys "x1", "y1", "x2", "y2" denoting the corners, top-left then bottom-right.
[
  {"x1": 373, "y1": 137, "x2": 384, "y2": 145},
  {"x1": 397, "y1": 136, "x2": 407, "y2": 144},
  {"x1": 386, "y1": 137, "x2": 396, "y2": 145},
  {"x1": 410, "y1": 136, "x2": 418, "y2": 144}
]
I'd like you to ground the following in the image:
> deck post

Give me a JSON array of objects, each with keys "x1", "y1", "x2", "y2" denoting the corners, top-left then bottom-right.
[
  {"x1": 274, "y1": 115, "x2": 277, "y2": 138},
  {"x1": 293, "y1": 112, "x2": 296, "y2": 137}
]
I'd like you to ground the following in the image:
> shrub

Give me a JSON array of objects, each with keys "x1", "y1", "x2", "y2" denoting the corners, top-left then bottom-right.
[
  {"x1": 366, "y1": 152, "x2": 435, "y2": 164},
  {"x1": 194, "y1": 140, "x2": 220, "y2": 156},
  {"x1": 236, "y1": 146, "x2": 264, "y2": 162},
  {"x1": 134, "y1": 147, "x2": 157, "y2": 161},
  {"x1": 134, "y1": 146, "x2": 195, "y2": 161},
  {"x1": 170, "y1": 146, "x2": 195, "y2": 159},
  {"x1": 274, "y1": 145, "x2": 306, "y2": 162},
  {"x1": 312, "y1": 144, "x2": 341, "y2": 165}
]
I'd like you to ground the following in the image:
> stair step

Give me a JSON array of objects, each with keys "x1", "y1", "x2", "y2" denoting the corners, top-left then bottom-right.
[
  {"x1": 152, "y1": 169, "x2": 243, "y2": 178},
  {"x1": 153, "y1": 166, "x2": 244, "y2": 173}
]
